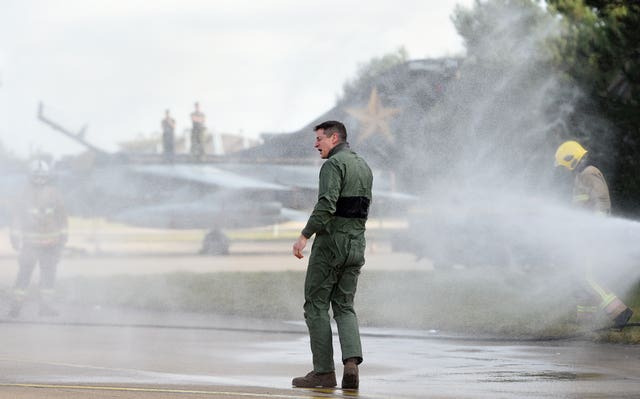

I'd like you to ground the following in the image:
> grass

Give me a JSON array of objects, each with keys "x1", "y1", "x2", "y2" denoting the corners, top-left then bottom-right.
[{"x1": 55, "y1": 270, "x2": 640, "y2": 342}]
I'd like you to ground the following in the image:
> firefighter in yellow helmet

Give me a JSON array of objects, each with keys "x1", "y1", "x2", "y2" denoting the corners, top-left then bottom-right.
[
  {"x1": 554, "y1": 140, "x2": 633, "y2": 328},
  {"x1": 8, "y1": 159, "x2": 68, "y2": 318}
]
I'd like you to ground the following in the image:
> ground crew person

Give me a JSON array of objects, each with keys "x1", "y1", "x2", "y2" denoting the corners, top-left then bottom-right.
[
  {"x1": 161, "y1": 109, "x2": 176, "y2": 162},
  {"x1": 292, "y1": 120, "x2": 372, "y2": 390},
  {"x1": 8, "y1": 159, "x2": 68, "y2": 318},
  {"x1": 554, "y1": 140, "x2": 633, "y2": 328},
  {"x1": 190, "y1": 102, "x2": 206, "y2": 160}
]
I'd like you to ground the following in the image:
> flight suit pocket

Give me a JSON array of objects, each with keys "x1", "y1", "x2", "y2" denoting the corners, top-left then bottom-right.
[{"x1": 345, "y1": 239, "x2": 365, "y2": 267}]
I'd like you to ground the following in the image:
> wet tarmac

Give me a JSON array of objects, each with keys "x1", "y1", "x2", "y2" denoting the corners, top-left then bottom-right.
[{"x1": 1, "y1": 306, "x2": 640, "y2": 399}]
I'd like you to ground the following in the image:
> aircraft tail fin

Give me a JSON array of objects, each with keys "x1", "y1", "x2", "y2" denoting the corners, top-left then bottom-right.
[{"x1": 37, "y1": 102, "x2": 108, "y2": 155}]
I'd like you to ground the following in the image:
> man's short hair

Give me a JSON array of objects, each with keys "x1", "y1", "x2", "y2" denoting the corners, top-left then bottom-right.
[{"x1": 314, "y1": 120, "x2": 347, "y2": 143}]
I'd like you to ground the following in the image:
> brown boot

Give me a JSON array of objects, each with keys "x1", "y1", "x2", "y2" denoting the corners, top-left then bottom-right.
[
  {"x1": 342, "y1": 358, "x2": 359, "y2": 390},
  {"x1": 292, "y1": 371, "x2": 336, "y2": 388}
]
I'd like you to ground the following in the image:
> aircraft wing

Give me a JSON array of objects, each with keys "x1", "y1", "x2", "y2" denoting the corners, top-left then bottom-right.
[
  {"x1": 132, "y1": 163, "x2": 415, "y2": 202},
  {"x1": 216, "y1": 163, "x2": 417, "y2": 201},
  {"x1": 112, "y1": 195, "x2": 285, "y2": 229},
  {"x1": 130, "y1": 164, "x2": 289, "y2": 191}
]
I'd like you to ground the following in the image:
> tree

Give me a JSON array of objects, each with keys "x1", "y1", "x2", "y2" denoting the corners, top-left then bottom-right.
[
  {"x1": 340, "y1": 47, "x2": 409, "y2": 102},
  {"x1": 428, "y1": 0, "x2": 572, "y2": 193},
  {"x1": 547, "y1": 0, "x2": 640, "y2": 215}
]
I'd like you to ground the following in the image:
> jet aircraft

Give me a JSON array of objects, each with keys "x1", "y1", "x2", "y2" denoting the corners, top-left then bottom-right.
[{"x1": 37, "y1": 103, "x2": 414, "y2": 255}]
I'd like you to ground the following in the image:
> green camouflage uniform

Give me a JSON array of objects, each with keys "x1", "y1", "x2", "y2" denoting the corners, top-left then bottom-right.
[{"x1": 301, "y1": 142, "x2": 372, "y2": 373}]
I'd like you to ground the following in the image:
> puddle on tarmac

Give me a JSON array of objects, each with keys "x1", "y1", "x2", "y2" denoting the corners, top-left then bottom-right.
[
  {"x1": 524, "y1": 371, "x2": 606, "y2": 380},
  {"x1": 485, "y1": 370, "x2": 607, "y2": 383}
]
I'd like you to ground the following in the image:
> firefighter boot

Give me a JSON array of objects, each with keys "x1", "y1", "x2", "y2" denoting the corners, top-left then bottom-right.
[
  {"x1": 342, "y1": 358, "x2": 359, "y2": 390},
  {"x1": 601, "y1": 296, "x2": 632, "y2": 329},
  {"x1": 292, "y1": 371, "x2": 336, "y2": 388},
  {"x1": 612, "y1": 307, "x2": 633, "y2": 329}
]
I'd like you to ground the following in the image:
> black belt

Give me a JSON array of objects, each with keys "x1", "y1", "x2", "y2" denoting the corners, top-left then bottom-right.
[{"x1": 335, "y1": 196, "x2": 370, "y2": 219}]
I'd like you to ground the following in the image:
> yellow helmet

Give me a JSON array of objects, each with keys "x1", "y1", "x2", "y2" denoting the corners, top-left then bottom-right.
[{"x1": 555, "y1": 140, "x2": 587, "y2": 171}]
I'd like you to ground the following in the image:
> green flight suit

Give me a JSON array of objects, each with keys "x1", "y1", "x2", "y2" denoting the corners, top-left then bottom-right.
[{"x1": 301, "y1": 142, "x2": 373, "y2": 373}]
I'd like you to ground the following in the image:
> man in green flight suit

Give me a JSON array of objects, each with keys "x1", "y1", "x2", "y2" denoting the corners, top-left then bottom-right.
[{"x1": 292, "y1": 120, "x2": 373, "y2": 390}]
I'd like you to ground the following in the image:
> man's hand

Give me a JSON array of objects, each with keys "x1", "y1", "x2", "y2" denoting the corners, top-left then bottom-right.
[{"x1": 293, "y1": 235, "x2": 308, "y2": 259}]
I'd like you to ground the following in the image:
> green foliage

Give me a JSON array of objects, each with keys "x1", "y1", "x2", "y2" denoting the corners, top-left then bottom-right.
[
  {"x1": 549, "y1": 0, "x2": 639, "y2": 100},
  {"x1": 413, "y1": 0, "x2": 568, "y2": 191},
  {"x1": 450, "y1": 0, "x2": 640, "y2": 214},
  {"x1": 547, "y1": 0, "x2": 640, "y2": 215},
  {"x1": 340, "y1": 47, "x2": 409, "y2": 101},
  {"x1": 453, "y1": 0, "x2": 550, "y2": 65}
]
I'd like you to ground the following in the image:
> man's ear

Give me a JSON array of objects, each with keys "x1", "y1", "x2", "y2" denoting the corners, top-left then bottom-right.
[{"x1": 331, "y1": 134, "x2": 340, "y2": 145}]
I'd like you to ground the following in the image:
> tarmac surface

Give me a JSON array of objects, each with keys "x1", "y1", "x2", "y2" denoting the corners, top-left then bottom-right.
[
  {"x1": 0, "y1": 226, "x2": 640, "y2": 398},
  {"x1": 2, "y1": 309, "x2": 640, "y2": 399}
]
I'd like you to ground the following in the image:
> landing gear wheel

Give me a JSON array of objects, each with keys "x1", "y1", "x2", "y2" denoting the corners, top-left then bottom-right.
[{"x1": 200, "y1": 229, "x2": 230, "y2": 255}]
